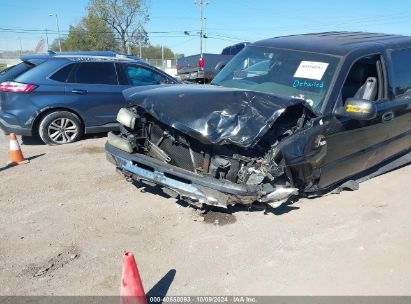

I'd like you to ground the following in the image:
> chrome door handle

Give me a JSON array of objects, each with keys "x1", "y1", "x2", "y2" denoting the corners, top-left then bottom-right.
[{"x1": 71, "y1": 89, "x2": 87, "y2": 95}]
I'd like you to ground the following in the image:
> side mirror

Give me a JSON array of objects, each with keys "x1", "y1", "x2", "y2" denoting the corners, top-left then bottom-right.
[{"x1": 342, "y1": 98, "x2": 377, "y2": 120}]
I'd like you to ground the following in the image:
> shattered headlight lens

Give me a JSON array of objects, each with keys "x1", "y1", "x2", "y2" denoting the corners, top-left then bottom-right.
[
  {"x1": 107, "y1": 132, "x2": 133, "y2": 153},
  {"x1": 116, "y1": 108, "x2": 136, "y2": 129}
]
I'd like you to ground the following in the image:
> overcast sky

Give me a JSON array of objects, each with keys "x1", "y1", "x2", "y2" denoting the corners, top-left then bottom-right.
[{"x1": 1, "y1": 0, "x2": 411, "y2": 56}]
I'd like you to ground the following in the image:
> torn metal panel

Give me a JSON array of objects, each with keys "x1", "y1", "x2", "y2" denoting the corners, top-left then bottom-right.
[
  {"x1": 108, "y1": 86, "x2": 319, "y2": 207},
  {"x1": 123, "y1": 84, "x2": 315, "y2": 148}
]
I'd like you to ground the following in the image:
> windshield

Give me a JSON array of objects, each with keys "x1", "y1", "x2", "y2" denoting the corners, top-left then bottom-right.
[{"x1": 212, "y1": 46, "x2": 340, "y2": 111}]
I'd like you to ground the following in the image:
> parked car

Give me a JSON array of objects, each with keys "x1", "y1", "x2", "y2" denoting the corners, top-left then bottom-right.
[
  {"x1": 177, "y1": 42, "x2": 248, "y2": 83},
  {"x1": 106, "y1": 32, "x2": 411, "y2": 208},
  {"x1": 0, "y1": 51, "x2": 179, "y2": 145}
]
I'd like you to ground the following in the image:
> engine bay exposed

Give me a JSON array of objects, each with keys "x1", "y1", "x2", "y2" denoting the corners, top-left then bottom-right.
[{"x1": 116, "y1": 103, "x2": 315, "y2": 205}]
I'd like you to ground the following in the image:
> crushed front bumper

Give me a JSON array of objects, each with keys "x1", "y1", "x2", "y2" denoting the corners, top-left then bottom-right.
[
  {"x1": 106, "y1": 142, "x2": 259, "y2": 208},
  {"x1": 106, "y1": 141, "x2": 298, "y2": 208}
]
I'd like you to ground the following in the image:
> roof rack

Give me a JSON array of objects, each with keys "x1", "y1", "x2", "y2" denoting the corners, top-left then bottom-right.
[{"x1": 52, "y1": 54, "x2": 137, "y2": 62}]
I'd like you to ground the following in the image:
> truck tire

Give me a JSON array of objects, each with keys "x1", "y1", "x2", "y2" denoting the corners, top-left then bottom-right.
[{"x1": 38, "y1": 111, "x2": 83, "y2": 145}]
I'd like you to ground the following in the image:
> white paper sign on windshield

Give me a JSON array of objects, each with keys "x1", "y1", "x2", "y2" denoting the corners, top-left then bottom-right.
[{"x1": 293, "y1": 61, "x2": 329, "y2": 81}]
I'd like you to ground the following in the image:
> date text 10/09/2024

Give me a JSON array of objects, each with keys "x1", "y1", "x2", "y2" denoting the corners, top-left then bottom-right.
[{"x1": 149, "y1": 296, "x2": 257, "y2": 303}]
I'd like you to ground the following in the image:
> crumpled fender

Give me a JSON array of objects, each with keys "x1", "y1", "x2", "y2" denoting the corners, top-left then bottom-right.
[{"x1": 279, "y1": 118, "x2": 328, "y2": 190}]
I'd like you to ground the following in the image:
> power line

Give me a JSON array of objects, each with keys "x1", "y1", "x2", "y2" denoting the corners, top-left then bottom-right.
[
  {"x1": 205, "y1": 10, "x2": 411, "y2": 34},
  {"x1": 2, "y1": 7, "x2": 411, "y2": 52},
  {"x1": 0, "y1": 25, "x2": 251, "y2": 44},
  {"x1": 0, "y1": 27, "x2": 198, "y2": 35}
]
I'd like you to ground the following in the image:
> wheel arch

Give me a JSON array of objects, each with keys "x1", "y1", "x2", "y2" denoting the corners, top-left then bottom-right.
[{"x1": 32, "y1": 107, "x2": 85, "y2": 135}]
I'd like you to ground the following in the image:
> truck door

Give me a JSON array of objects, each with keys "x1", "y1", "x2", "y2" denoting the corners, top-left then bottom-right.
[
  {"x1": 384, "y1": 48, "x2": 411, "y2": 155},
  {"x1": 318, "y1": 54, "x2": 398, "y2": 188}
]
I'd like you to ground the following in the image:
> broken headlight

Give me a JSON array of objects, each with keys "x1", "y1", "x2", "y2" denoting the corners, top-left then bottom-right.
[
  {"x1": 107, "y1": 131, "x2": 134, "y2": 153},
  {"x1": 117, "y1": 108, "x2": 137, "y2": 129}
]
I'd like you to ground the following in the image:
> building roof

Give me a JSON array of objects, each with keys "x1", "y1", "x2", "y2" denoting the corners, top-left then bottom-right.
[{"x1": 252, "y1": 32, "x2": 411, "y2": 56}]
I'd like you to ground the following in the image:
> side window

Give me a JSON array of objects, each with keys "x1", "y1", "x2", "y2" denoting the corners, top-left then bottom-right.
[
  {"x1": 50, "y1": 63, "x2": 75, "y2": 82},
  {"x1": 341, "y1": 55, "x2": 381, "y2": 104},
  {"x1": 69, "y1": 62, "x2": 118, "y2": 85},
  {"x1": 391, "y1": 48, "x2": 411, "y2": 98},
  {"x1": 125, "y1": 65, "x2": 167, "y2": 86}
]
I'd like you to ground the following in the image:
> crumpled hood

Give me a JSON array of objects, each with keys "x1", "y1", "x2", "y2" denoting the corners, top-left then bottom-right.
[{"x1": 123, "y1": 84, "x2": 311, "y2": 147}]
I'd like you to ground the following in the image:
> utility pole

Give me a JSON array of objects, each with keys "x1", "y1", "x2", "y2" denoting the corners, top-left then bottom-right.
[
  {"x1": 204, "y1": 17, "x2": 207, "y2": 54},
  {"x1": 199, "y1": 0, "x2": 203, "y2": 57},
  {"x1": 161, "y1": 45, "x2": 165, "y2": 71},
  {"x1": 195, "y1": 0, "x2": 208, "y2": 83},
  {"x1": 18, "y1": 37, "x2": 22, "y2": 56},
  {"x1": 195, "y1": 0, "x2": 208, "y2": 59},
  {"x1": 49, "y1": 13, "x2": 62, "y2": 52},
  {"x1": 45, "y1": 28, "x2": 50, "y2": 50}
]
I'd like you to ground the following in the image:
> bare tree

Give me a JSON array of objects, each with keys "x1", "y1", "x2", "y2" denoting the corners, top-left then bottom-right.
[{"x1": 89, "y1": 0, "x2": 149, "y2": 53}]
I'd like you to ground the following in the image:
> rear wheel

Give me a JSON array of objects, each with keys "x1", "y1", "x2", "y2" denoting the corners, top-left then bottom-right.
[{"x1": 38, "y1": 111, "x2": 83, "y2": 145}]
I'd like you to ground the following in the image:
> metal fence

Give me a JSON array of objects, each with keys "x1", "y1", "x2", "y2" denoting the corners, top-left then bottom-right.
[
  {"x1": 145, "y1": 59, "x2": 177, "y2": 70},
  {"x1": 0, "y1": 51, "x2": 32, "y2": 58}
]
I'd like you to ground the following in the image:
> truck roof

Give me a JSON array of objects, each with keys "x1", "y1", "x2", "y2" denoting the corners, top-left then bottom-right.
[{"x1": 252, "y1": 32, "x2": 411, "y2": 56}]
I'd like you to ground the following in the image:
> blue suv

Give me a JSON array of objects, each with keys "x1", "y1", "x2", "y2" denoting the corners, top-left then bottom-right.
[{"x1": 0, "y1": 51, "x2": 178, "y2": 144}]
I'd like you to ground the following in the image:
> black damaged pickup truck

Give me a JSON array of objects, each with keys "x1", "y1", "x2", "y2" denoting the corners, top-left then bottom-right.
[{"x1": 105, "y1": 32, "x2": 411, "y2": 208}]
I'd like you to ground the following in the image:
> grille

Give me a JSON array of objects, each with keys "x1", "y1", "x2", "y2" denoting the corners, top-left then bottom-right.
[
  {"x1": 150, "y1": 123, "x2": 164, "y2": 144},
  {"x1": 190, "y1": 145, "x2": 206, "y2": 172},
  {"x1": 149, "y1": 121, "x2": 205, "y2": 174},
  {"x1": 160, "y1": 137, "x2": 194, "y2": 171}
]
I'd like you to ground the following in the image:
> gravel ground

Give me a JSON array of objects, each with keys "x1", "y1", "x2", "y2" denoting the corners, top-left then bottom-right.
[{"x1": 0, "y1": 130, "x2": 410, "y2": 296}]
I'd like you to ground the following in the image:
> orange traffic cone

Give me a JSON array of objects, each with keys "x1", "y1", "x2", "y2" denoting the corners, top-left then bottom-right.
[
  {"x1": 8, "y1": 133, "x2": 29, "y2": 165},
  {"x1": 120, "y1": 252, "x2": 147, "y2": 304}
]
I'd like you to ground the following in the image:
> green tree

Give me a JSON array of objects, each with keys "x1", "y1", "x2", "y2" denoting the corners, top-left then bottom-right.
[
  {"x1": 89, "y1": 0, "x2": 149, "y2": 53},
  {"x1": 55, "y1": 12, "x2": 117, "y2": 52},
  {"x1": 131, "y1": 45, "x2": 175, "y2": 59}
]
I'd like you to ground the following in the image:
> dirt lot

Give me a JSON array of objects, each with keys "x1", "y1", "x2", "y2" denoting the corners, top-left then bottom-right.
[{"x1": 0, "y1": 130, "x2": 411, "y2": 296}]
